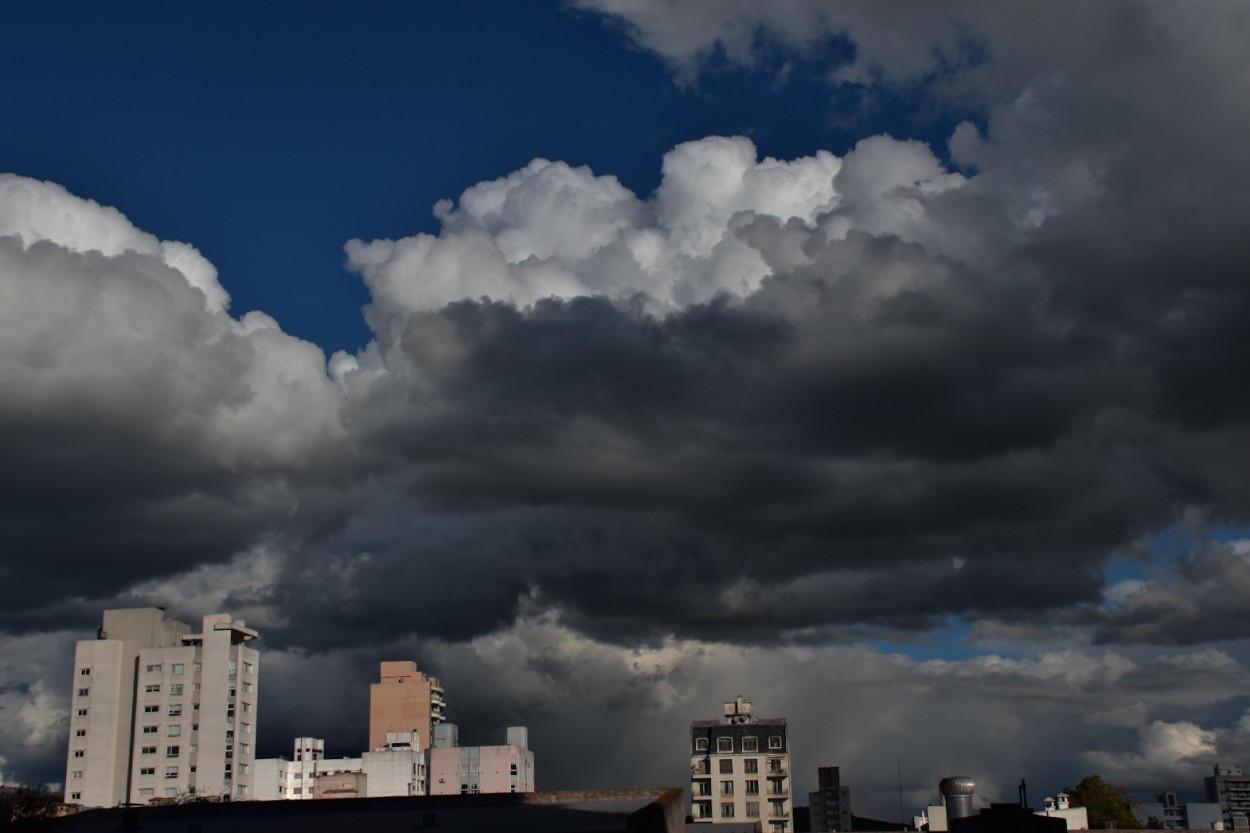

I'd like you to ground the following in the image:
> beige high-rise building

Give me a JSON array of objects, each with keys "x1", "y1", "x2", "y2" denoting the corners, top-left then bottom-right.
[
  {"x1": 65, "y1": 608, "x2": 260, "y2": 808},
  {"x1": 368, "y1": 661, "x2": 446, "y2": 753},
  {"x1": 690, "y1": 696, "x2": 793, "y2": 831}
]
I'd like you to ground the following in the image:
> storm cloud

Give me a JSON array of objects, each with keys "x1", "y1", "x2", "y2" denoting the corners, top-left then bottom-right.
[{"x1": 4, "y1": 0, "x2": 1250, "y2": 813}]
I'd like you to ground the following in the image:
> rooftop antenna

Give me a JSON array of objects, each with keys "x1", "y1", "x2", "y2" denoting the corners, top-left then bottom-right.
[{"x1": 898, "y1": 757, "x2": 905, "y2": 830}]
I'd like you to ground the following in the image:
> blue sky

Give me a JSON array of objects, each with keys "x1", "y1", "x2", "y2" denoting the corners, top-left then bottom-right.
[
  {"x1": 3, "y1": 2, "x2": 976, "y2": 353},
  {"x1": 4, "y1": 0, "x2": 1250, "y2": 816}
]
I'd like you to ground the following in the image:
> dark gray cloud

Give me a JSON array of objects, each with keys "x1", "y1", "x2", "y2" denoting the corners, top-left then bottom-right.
[{"x1": 6, "y1": 0, "x2": 1250, "y2": 808}]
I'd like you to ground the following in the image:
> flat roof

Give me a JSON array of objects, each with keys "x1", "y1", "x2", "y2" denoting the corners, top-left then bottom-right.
[{"x1": 53, "y1": 788, "x2": 684, "y2": 833}]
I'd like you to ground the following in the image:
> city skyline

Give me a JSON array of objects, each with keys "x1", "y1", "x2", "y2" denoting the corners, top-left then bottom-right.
[{"x1": 3, "y1": 1, "x2": 1250, "y2": 818}]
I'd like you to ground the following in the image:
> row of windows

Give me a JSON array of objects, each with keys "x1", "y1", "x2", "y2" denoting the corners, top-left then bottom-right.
[
  {"x1": 695, "y1": 800, "x2": 789, "y2": 819},
  {"x1": 694, "y1": 735, "x2": 784, "y2": 753},
  {"x1": 695, "y1": 757, "x2": 785, "y2": 775},
  {"x1": 144, "y1": 663, "x2": 188, "y2": 674}
]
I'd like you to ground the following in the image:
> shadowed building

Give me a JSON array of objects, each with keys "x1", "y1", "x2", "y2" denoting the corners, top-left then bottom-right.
[{"x1": 810, "y1": 766, "x2": 852, "y2": 832}]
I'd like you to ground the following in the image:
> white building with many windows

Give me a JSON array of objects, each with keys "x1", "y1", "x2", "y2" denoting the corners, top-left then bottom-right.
[
  {"x1": 690, "y1": 696, "x2": 793, "y2": 831},
  {"x1": 64, "y1": 608, "x2": 260, "y2": 808}
]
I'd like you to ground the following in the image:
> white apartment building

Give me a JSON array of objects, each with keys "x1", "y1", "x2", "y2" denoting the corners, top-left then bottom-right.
[
  {"x1": 690, "y1": 696, "x2": 793, "y2": 831},
  {"x1": 65, "y1": 608, "x2": 260, "y2": 808}
]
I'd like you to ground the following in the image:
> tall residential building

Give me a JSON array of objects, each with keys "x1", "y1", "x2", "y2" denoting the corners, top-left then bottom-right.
[
  {"x1": 1205, "y1": 763, "x2": 1250, "y2": 830},
  {"x1": 64, "y1": 608, "x2": 260, "y2": 808},
  {"x1": 810, "y1": 766, "x2": 853, "y2": 832},
  {"x1": 369, "y1": 661, "x2": 447, "y2": 754},
  {"x1": 690, "y1": 696, "x2": 792, "y2": 832}
]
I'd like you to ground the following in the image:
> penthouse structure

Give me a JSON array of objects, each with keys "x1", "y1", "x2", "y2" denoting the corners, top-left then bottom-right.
[
  {"x1": 64, "y1": 608, "x2": 259, "y2": 808},
  {"x1": 690, "y1": 696, "x2": 792, "y2": 831}
]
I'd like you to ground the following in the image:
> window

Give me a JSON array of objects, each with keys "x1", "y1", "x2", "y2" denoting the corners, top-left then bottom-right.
[
  {"x1": 293, "y1": 772, "x2": 302, "y2": 780},
  {"x1": 695, "y1": 781, "x2": 711, "y2": 796},
  {"x1": 145, "y1": 664, "x2": 162, "y2": 673},
  {"x1": 77, "y1": 688, "x2": 89, "y2": 697},
  {"x1": 768, "y1": 758, "x2": 784, "y2": 773},
  {"x1": 721, "y1": 803, "x2": 735, "y2": 819},
  {"x1": 243, "y1": 661, "x2": 254, "y2": 674},
  {"x1": 165, "y1": 767, "x2": 178, "y2": 779},
  {"x1": 80, "y1": 668, "x2": 91, "y2": 676},
  {"x1": 695, "y1": 802, "x2": 712, "y2": 819},
  {"x1": 140, "y1": 746, "x2": 157, "y2": 755},
  {"x1": 142, "y1": 726, "x2": 158, "y2": 734},
  {"x1": 71, "y1": 771, "x2": 83, "y2": 780},
  {"x1": 171, "y1": 663, "x2": 184, "y2": 675},
  {"x1": 75, "y1": 729, "x2": 86, "y2": 737},
  {"x1": 70, "y1": 792, "x2": 81, "y2": 801},
  {"x1": 719, "y1": 759, "x2": 733, "y2": 774},
  {"x1": 238, "y1": 764, "x2": 248, "y2": 775},
  {"x1": 768, "y1": 736, "x2": 783, "y2": 750},
  {"x1": 693, "y1": 759, "x2": 709, "y2": 775},
  {"x1": 745, "y1": 759, "x2": 759, "y2": 774},
  {"x1": 144, "y1": 705, "x2": 160, "y2": 713},
  {"x1": 169, "y1": 684, "x2": 183, "y2": 695},
  {"x1": 769, "y1": 778, "x2": 786, "y2": 795},
  {"x1": 292, "y1": 787, "x2": 302, "y2": 796},
  {"x1": 192, "y1": 724, "x2": 199, "y2": 732},
  {"x1": 166, "y1": 746, "x2": 180, "y2": 757},
  {"x1": 743, "y1": 737, "x2": 758, "y2": 753},
  {"x1": 747, "y1": 802, "x2": 761, "y2": 818},
  {"x1": 772, "y1": 823, "x2": 788, "y2": 833},
  {"x1": 746, "y1": 780, "x2": 760, "y2": 795},
  {"x1": 168, "y1": 704, "x2": 182, "y2": 716},
  {"x1": 717, "y1": 736, "x2": 734, "y2": 753},
  {"x1": 77, "y1": 708, "x2": 88, "y2": 717},
  {"x1": 145, "y1": 684, "x2": 160, "y2": 693},
  {"x1": 242, "y1": 723, "x2": 252, "y2": 735},
  {"x1": 228, "y1": 659, "x2": 237, "y2": 675},
  {"x1": 242, "y1": 702, "x2": 252, "y2": 714},
  {"x1": 240, "y1": 743, "x2": 249, "y2": 754},
  {"x1": 770, "y1": 800, "x2": 787, "y2": 817},
  {"x1": 168, "y1": 725, "x2": 181, "y2": 736},
  {"x1": 243, "y1": 682, "x2": 254, "y2": 694},
  {"x1": 237, "y1": 785, "x2": 248, "y2": 796},
  {"x1": 190, "y1": 745, "x2": 197, "y2": 755},
  {"x1": 73, "y1": 750, "x2": 84, "y2": 758},
  {"x1": 695, "y1": 738, "x2": 708, "y2": 752},
  {"x1": 193, "y1": 662, "x2": 201, "y2": 672},
  {"x1": 139, "y1": 768, "x2": 155, "y2": 776},
  {"x1": 138, "y1": 788, "x2": 154, "y2": 798},
  {"x1": 721, "y1": 781, "x2": 734, "y2": 795},
  {"x1": 164, "y1": 788, "x2": 178, "y2": 798}
]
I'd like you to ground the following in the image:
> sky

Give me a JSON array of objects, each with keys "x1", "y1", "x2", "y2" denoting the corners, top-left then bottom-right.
[{"x1": 3, "y1": 0, "x2": 1250, "y2": 818}]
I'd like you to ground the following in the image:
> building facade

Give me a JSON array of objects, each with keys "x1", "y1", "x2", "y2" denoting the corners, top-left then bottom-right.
[
  {"x1": 1206, "y1": 763, "x2": 1250, "y2": 830},
  {"x1": 810, "y1": 766, "x2": 852, "y2": 832},
  {"x1": 64, "y1": 608, "x2": 260, "y2": 808},
  {"x1": 428, "y1": 727, "x2": 534, "y2": 795},
  {"x1": 368, "y1": 661, "x2": 447, "y2": 754},
  {"x1": 690, "y1": 696, "x2": 792, "y2": 832}
]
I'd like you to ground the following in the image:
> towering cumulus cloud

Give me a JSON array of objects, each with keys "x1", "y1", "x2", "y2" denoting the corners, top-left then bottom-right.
[{"x1": 6, "y1": 0, "x2": 1250, "y2": 808}]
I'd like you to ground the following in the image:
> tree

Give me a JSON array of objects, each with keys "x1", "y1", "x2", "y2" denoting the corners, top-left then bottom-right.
[
  {"x1": 0, "y1": 784, "x2": 62, "y2": 831},
  {"x1": 1063, "y1": 775, "x2": 1143, "y2": 830},
  {"x1": 1145, "y1": 816, "x2": 1164, "y2": 829}
]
